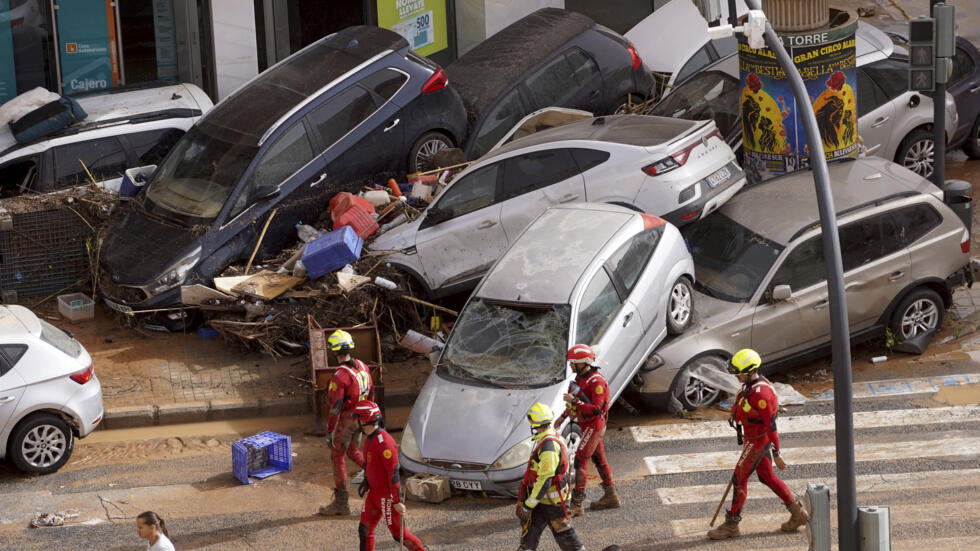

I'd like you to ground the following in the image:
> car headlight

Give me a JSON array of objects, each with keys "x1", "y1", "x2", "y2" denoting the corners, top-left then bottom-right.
[
  {"x1": 491, "y1": 437, "x2": 533, "y2": 471},
  {"x1": 401, "y1": 424, "x2": 423, "y2": 462},
  {"x1": 148, "y1": 246, "x2": 201, "y2": 295}
]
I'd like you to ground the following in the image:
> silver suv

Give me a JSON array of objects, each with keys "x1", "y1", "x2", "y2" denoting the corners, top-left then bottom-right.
[{"x1": 631, "y1": 157, "x2": 971, "y2": 411}]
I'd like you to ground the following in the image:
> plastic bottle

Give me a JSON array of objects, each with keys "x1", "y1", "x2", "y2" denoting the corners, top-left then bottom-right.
[
  {"x1": 296, "y1": 224, "x2": 320, "y2": 243},
  {"x1": 340, "y1": 264, "x2": 355, "y2": 275},
  {"x1": 379, "y1": 213, "x2": 408, "y2": 232},
  {"x1": 374, "y1": 276, "x2": 397, "y2": 290},
  {"x1": 364, "y1": 190, "x2": 391, "y2": 207},
  {"x1": 293, "y1": 259, "x2": 307, "y2": 278}
]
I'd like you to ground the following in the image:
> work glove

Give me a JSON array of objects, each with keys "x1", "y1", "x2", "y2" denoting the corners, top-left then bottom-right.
[
  {"x1": 324, "y1": 432, "x2": 334, "y2": 449},
  {"x1": 393, "y1": 502, "x2": 406, "y2": 516},
  {"x1": 358, "y1": 477, "x2": 370, "y2": 498},
  {"x1": 516, "y1": 504, "x2": 532, "y2": 524}
]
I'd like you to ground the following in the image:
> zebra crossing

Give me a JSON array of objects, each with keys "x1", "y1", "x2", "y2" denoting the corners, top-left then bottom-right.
[{"x1": 622, "y1": 373, "x2": 980, "y2": 546}]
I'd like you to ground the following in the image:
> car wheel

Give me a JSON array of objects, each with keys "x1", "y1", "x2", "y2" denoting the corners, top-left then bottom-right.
[
  {"x1": 895, "y1": 129, "x2": 935, "y2": 179},
  {"x1": 671, "y1": 356, "x2": 728, "y2": 410},
  {"x1": 9, "y1": 414, "x2": 74, "y2": 474},
  {"x1": 409, "y1": 131, "x2": 453, "y2": 173},
  {"x1": 889, "y1": 287, "x2": 944, "y2": 342},
  {"x1": 964, "y1": 116, "x2": 980, "y2": 159},
  {"x1": 666, "y1": 276, "x2": 694, "y2": 335}
]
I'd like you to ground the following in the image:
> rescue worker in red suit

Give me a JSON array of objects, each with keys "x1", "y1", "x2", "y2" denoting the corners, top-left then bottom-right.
[
  {"x1": 319, "y1": 330, "x2": 374, "y2": 516},
  {"x1": 516, "y1": 402, "x2": 585, "y2": 551},
  {"x1": 557, "y1": 344, "x2": 620, "y2": 516},
  {"x1": 352, "y1": 400, "x2": 430, "y2": 551},
  {"x1": 708, "y1": 348, "x2": 808, "y2": 540}
]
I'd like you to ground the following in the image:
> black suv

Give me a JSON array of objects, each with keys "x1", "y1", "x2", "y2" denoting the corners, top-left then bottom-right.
[
  {"x1": 100, "y1": 26, "x2": 467, "y2": 328},
  {"x1": 447, "y1": 8, "x2": 655, "y2": 159}
]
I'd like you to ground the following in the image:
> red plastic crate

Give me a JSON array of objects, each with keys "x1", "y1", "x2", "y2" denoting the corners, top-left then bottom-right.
[{"x1": 333, "y1": 204, "x2": 378, "y2": 238}]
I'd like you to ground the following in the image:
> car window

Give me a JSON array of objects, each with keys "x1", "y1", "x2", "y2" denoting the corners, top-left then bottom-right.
[
  {"x1": 675, "y1": 44, "x2": 713, "y2": 84},
  {"x1": 770, "y1": 236, "x2": 826, "y2": 292},
  {"x1": 891, "y1": 203, "x2": 942, "y2": 246},
  {"x1": 606, "y1": 226, "x2": 665, "y2": 295},
  {"x1": 228, "y1": 123, "x2": 314, "y2": 218},
  {"x1": 500, "y1": 149, "x2": 580, "y2": 200},
  {"x1": 472, "y1": 88, "x2": 526, "y2": 158},
  {"x1": 40, "y1": 320, "x2": 81, "y2": 358},
  {"x1": 862, "y1": 58, "x2": 909, "y2": 102},
  {"x1": 424, "y1": 164, "x2": 499, "y2": 228},
  {"x1": 124, "y1": 128, "x2": 186, "y2": 166},
  {"x1": 576, "y1": 269, "x2": 623, "y2": 345},
  {"x1": 856, "y1": 69, "x2": 889, "y2": 117},
  {"x1": 52, "y1": 137, "x2": 127, "y2": 189},
  {"x1": 359, "y1": 68, "x2": 408, "y2": 101},
  {"x1": 839, "y1": 213, "x2": 903, "y2": 271},
  {"x1": 647, "y1": 71, "x2": 741, "y2": 140},
  {"x1": 0, "y1": 344, "x2": 27, "y2": 372},
  {"x1": 525, "y1": 54, "x2": 578, "y2": 109},
  {"x1": 571, "y1": 148, "x2": 610, "y2": 172},
  {"x1": 950, "y1": 47, "x2": 975, "y2": 87},
  {"x1": 565, "y1": 48, "x2": 600, "y2": 86},
  {"x1": 308, "y1": 86, "x2": 379, "y2": 150},
  {"x1": 0, "y1": 157, "x2": 40, "y2": 198}
]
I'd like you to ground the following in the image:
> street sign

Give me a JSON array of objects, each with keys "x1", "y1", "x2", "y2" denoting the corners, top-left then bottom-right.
[{"x1": 908, "y1": 17, "x2": 935, "y2": 92}]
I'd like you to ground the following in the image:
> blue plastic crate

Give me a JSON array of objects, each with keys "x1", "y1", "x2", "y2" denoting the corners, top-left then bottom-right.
[
  {"x1": 302, "y1": 225, "x2": 364, "y2": 279},
  {"x1": 232, "y1": 431, "x2": 292, "y2": 485}
]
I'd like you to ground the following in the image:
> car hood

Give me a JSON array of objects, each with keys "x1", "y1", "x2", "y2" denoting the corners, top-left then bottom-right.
[
  {"x1": 101, "y1": 209, "x2": 200, "y2": 285},
  {"x1": 369, "y1": 217, "x2": 421, "y2": 253},
  {"x1": 408, "y1": 372, "x2": 565, "y2": 465}
]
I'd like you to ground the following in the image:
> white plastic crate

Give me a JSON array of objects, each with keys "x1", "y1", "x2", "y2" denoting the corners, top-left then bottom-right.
[{"x1": 57, "y1": 293, "x2": 95, "y2": 322}]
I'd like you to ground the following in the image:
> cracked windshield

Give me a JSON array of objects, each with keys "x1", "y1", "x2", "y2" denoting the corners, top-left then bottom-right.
[{"x1": 440, "y1": 299, "x2": 570, "y2": 388}]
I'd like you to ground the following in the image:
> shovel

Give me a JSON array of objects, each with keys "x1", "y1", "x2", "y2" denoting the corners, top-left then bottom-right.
[{"x1": 399, "y1": 515, "x2": 405, "y2": 550}]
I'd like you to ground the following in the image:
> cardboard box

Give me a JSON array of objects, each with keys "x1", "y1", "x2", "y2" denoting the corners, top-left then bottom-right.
[{"x1": 404, "y1": 473, "x2": 452, "y2": 504}]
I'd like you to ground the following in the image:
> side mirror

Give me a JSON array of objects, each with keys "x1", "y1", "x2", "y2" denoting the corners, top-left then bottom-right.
[
  {"x1": 251, "y1": 184, "x2": 280, "y2": 204},
  {"x1": 425, "y1": 206, "x2": 449, "y2": 226},
  {"x1": 908, "y1": 95, "x2": 921, "y2": 108},
  {"x1": 772, "y1": 284, "x2": 792, "y2": 301}
]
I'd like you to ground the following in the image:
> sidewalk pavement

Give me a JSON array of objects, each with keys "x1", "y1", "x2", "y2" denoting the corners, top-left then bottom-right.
[{"x1": 33, "y1": 303, "x2": 432, "y2": 430}]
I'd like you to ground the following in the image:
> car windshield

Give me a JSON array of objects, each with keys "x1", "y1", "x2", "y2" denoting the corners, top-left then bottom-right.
[
  {"x1": 40, "y1": 320, "x2": 82, "y2": 358},
  {"x1": 647, "y1": 71, "x2": 741, "y2": 140},
  {"x1": 682, "y1": 212, "x2": 784, "y2": 302},
  {"x1": 143, "y1": 124, "x2": 258, "y2": 225},
  {"x1": 438, "y1": 299, "x2": 570, "y2": 388}
]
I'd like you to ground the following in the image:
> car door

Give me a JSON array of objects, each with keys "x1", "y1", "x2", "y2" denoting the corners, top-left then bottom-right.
[
  {"x1": 856, "y1": 67, "x2": 896, "y2": 157},
  {"x1": 0, "y1": 346, "x2": 28, "y2": 437},
  {"x1": 0, "y1": 155, "x2": 41, "y2": 199},
  {"x1": 414, "y1": 163, "x2": 507, "y2": 291},
  {"x1": 564, "y1": 48, "x2": 604, "y2": 113},
  {"x1": 947, "y1": 43, "x2": 980, "y2": 141},
  {"x1": 49, "y1": 136, "x2": 128, "y2": 192},
  {"x1": 469, "y1": 87, "x2": 531, "y2": 159},
  {"x1": 497, "y1": 149, "x2": 586, "y2": 242},
  {"x1": 574, "y1": 267, "x2": 644, "y2": 395},
  {"x1": 838, "y1": 212, "x2": 910, "y2": 331},
  {"x1": 862, "y1": 58, "x2": 925, "y2": 158},
  {"x1": 524, "y1": 50, "x2": 600, "y2": 114}
]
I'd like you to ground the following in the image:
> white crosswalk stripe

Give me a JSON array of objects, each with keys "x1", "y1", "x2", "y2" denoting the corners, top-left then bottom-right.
[{"x1": 632, "y1": 405, "x2": 980, "y2": 443}]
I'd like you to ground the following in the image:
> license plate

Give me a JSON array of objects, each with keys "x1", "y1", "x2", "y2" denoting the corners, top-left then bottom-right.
[
  {"x1": 450, "y1": 479, "x2": 482, "y2": 491},
  {"x1": 706, "y1": 166, "x2": 732, "y2": 188},
  {"x1": 104, "y1": 299, "x2": 133, "y2": 314}
]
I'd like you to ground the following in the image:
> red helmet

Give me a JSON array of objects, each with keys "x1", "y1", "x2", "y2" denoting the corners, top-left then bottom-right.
[
  {"x1": 352, "y1": 400, "x2": 382, "y2": 424},
  {"x1": 566, "y1": 344, "x2": 595, "y2": 365}
]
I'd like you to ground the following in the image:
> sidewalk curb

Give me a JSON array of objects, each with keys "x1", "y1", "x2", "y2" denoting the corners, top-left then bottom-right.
[{"x1": 99, "y1": 390, "x2": 420, "y2": 430}]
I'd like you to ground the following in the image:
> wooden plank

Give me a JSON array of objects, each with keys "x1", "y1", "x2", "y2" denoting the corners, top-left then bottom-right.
[
  {"x1": 231, "y1": 270, "x2": 303, "y2": 300},
  {"x1": 180, "y1": 284, "x2": 235, "y2": 305},
  {"x1": 213, "y1": 275, "x2": 252, "y2": 295}
]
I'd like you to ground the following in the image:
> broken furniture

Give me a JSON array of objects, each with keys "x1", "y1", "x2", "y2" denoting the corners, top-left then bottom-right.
[
  {"x1": 232, "y1": 431, "x2": 292, "y2": 485},
  {"x1": 308, "y1": 318, "x2": 385, "y2": 434}
]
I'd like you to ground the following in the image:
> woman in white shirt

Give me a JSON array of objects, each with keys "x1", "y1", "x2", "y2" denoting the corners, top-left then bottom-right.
[{"x1": 137, "y1": 511, "x2": 175, "y2": 551}]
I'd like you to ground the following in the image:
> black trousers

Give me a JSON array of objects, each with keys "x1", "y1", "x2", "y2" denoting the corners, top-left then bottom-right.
[{"x1": 519, "y1": 503, "x2": 585, "y2": 551}]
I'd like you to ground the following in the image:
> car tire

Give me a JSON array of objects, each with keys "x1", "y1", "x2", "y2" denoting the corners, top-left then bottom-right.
[
  {"x1": 964, "y1": 116, "x2": 980, "y2": 159},
  {"x1": 9, "y1": 414, "x2": 74, "y2": 475},
  {"x1": 666, "y1": 276, "x2": 694, "y2": 335},
  {"x1": 408, "y1": 131, "x2": 453, "y2": 173},
  {"x1": 895, "y1": 128, "x2": 935, "y2": 179},
  {"x1": 889, "y1": 287, "x2": 944, "y2": 342},
  {"x1": 670, "y1": 356, "x2": 728, "y2": 411}
]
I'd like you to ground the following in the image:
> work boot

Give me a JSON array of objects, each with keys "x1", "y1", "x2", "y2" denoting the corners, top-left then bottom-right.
[
  {"x1": 589, "y1": 485, "x2": 621, "y2": 511},
  {"x1": 318, "y1": 489, "x2": 352, "y2": 516},
  {"x1": 569, "y1": 489, "x2": 586, "y2": 517},
  {"x1": 707, "y1": 511, "x2": 741, "y2": 540},
  {"x1": 781, "y1": 500, "x2": 808, "y2": 531}
]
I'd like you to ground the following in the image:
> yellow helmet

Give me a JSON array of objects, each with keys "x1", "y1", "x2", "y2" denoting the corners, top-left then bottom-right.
[
  {"x1": 328, "y1": 329, "x2": 355, "y2": 353},
  {"x1": 526, "y1": 402, "x2": 554, "y2": 429},
  {"x1": 728, "y1": 348, "x2": 762, "y2": 374}
]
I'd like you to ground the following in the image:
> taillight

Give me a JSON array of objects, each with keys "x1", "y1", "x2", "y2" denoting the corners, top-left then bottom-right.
[
  {"x1": 422, "y1": 67, "x2": 447, "y2": 94},
  {"x1": 681, "y1": 209, "x2": 701, "y2": 221},
  {"x1": 642, "y1": 138, "x2": 702, "y2": 176},
  {"x1": 640, "y1": 213, "x2": 666, "y2": 229},
  {"x1": 627, "y1": 43, "x2": 642, "y2": 70},
  {"x1": 961, "y1": 229, "x2": 970, "y2": 253},
  {"x1": 70, "y1": 364, "x2": 94, "y2": 385}
]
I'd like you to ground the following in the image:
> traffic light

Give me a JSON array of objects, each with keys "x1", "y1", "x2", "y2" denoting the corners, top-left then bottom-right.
[{"x1": 908, "y1": 17, "x2": 935, "y2": 92}]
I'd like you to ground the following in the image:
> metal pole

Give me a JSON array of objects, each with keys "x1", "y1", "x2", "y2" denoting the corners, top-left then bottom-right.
[
  {"x1": 741, "y1": 2, "x2": 858, "y2": 549},
  {"x1": 932, "y1": 0, "x2": 946, "y2": 191},
  {"x1": 729, "y1": 0, "x2": 738, "y2": 27}
]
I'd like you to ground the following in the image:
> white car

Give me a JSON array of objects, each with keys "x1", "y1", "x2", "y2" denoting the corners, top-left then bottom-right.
[
  {"x1": 398, "y1": 203, "x2": 695, "y2": 495},
  {"x1": 371, "y1": 114, "x2": 744, "y2": 298},
  {"x1": 0, "y1": 305, "x2": 102, "y2": 474}
]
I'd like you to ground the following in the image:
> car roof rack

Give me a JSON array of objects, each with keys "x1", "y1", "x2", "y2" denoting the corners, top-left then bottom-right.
[{"x1": 788, "y1": 190, "x2": 920, "y2": 242}]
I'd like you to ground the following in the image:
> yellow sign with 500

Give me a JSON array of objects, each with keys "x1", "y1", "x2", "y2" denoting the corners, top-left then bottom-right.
[{"x1": 377, "y1": 0, "x2": 448, "y2": 57}]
